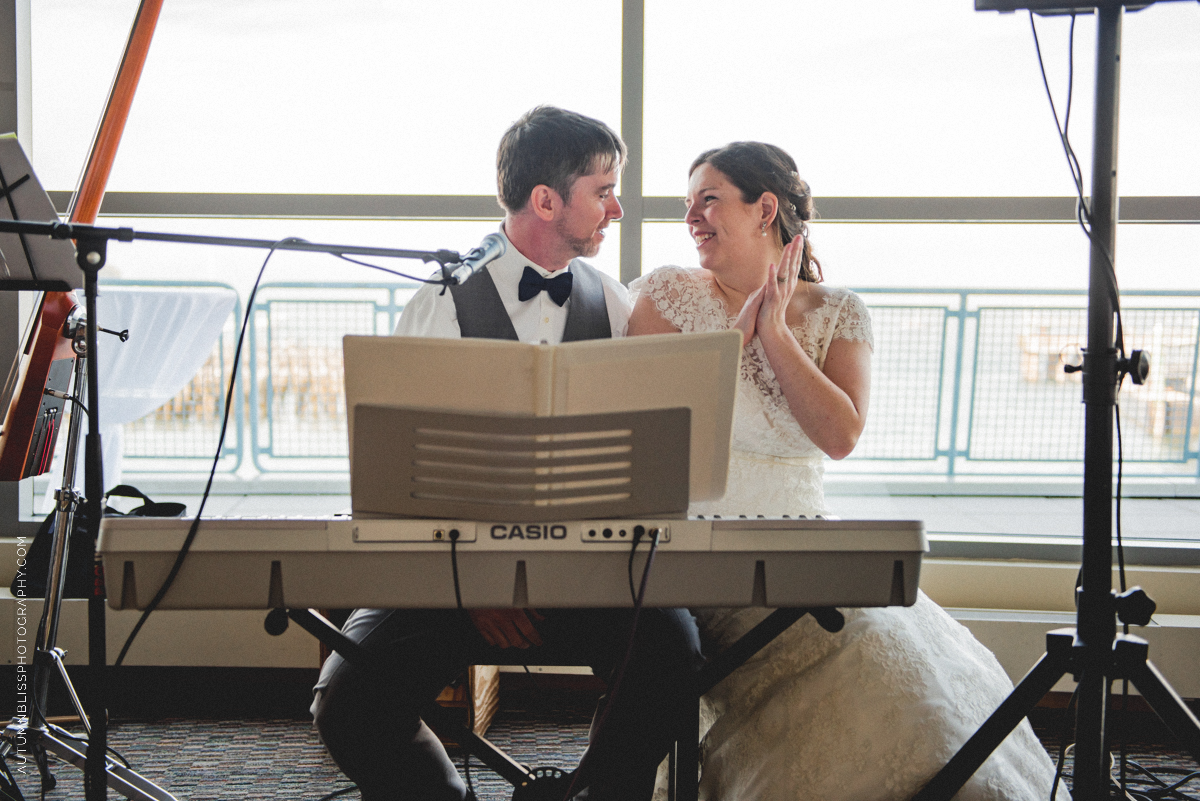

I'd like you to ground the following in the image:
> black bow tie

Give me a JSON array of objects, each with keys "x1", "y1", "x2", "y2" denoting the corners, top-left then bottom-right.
[{"x1": 517, "y1": 265, "x2": 573, "y2": 307}]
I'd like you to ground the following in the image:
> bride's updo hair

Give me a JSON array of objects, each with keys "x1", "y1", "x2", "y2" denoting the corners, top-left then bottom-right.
[{"x1": 690, "y1": 142, "x2": 823, "y2": 283}]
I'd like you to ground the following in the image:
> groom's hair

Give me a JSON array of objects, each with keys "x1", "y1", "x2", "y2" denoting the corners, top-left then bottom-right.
[{"x1": 497, "y1": 106, "x2": 626, "y2": 213}]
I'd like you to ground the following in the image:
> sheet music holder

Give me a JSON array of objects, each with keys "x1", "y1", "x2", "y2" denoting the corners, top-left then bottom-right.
[
  {"x1": 343, "y1": 331, "x2": 743, "y2": 520},
  {"x1": 0, "y1": 134, "x2": 82, "y2": 290}
]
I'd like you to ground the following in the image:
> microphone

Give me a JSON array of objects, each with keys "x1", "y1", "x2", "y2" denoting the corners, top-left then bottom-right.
[{"x1": 447, "y1": 233, "x2": 506, "y2": 285}]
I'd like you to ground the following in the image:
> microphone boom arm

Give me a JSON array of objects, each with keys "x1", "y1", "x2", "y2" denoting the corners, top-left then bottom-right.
[{"x1": 0, "y1": 218, "x2": 464, "y2": 272}]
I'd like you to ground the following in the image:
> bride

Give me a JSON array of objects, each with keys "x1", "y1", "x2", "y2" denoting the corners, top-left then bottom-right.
[{"x1": 628, "y1": 142, "x2": 1066, "y2": 800}]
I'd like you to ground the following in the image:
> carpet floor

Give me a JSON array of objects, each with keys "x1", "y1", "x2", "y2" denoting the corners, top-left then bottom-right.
[{"x1": 7, "y1": 703, "x2": 1198, "y2": 800}]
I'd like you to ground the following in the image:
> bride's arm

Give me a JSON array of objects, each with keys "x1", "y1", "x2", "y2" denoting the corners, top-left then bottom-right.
[
  {"x1": 756, "y1": 244, "x2": 871, "y2": 460},
  {"x1": 759, "y1": 325, "x2": 870, "y2": 460},
  {"x1": 627, "y1": 293, "x2": 682, "y2": 335}
]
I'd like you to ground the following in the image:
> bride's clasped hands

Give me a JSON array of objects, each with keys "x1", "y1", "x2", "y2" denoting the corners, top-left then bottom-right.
[{"x1": 729, "y1": 239, "x2": 802, "y2": 349}]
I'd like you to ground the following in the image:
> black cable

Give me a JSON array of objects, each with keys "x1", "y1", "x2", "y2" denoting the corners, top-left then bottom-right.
[
  {"x1": 333, "y1": 252, "x2": 456, "y2": 287},
  {"x1": 449, "y1": 530, "x2": 466, "y2": 615},
  {"x1": 114, "y1": 238, "x2": 295, "y2": 666},
  {"x1": 1119, "y1": 760, "x2": 1200, "y2": 801},
  {"x1": 1114, "y1": 393, "x2": 1132, "y2": 797},
  {"x1": 46, "y1": 391, "x2": 89, "y2": 420},
  {"x1": 107, "y1": 228, "x2": 463, "y2": 665},
  {"x1": 446, "y1": 530, "x2": 476, "y2": 801},
  {"x1": 1050, "y1": 688, "x2": 1078, "y2": 801},
  {"x1": 114, "y1": 233, "x2": 464, "y2": 664},
  {"x1": 1115, "y1": 403, "x2": 1128, "y2": 592},
  {"x1": 1063, "y1": 12, "x2": 1075, "y2": 145},
  {"x1": 1029, "y1": 11, "x2": 1125, "y2": 329},
  {"x1": 1119, "y1": 673, "x2": 1131, "y2": 796},
  {"x1": 22, "y1": 682, "x2": 126, "y2": 770},
  {"x1": 43, "y1": 724, "x2": 130, "y2": 769},
  {"x1": 561, "y1": 528, "x2": 662, "y2": 801},
  {"x1": 463, "y1": 668, "x2": 477, "y2": 801},
  {"x1": 627, "y1": 526, "x2": 647, "y2": 605},
  {"x1": 1030, "y1": 12, "x2": 1090, "y2": 235}
]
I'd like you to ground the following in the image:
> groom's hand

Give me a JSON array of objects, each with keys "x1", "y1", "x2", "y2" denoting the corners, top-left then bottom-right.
[{"x1": 468, "y1": 608, "x2": 545, "y2": 649}]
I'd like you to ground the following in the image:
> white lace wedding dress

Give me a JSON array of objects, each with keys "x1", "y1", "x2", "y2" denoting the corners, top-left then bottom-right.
[{"x1": 631, "y1": 267, "x2": 1067, "y2": 801}]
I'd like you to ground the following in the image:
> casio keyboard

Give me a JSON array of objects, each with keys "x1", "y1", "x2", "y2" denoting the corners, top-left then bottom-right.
[
  {"x1": 97, "y1": 515, "x2": 927, "y2": 611},
  {"x1": 99, "y1": 515, "x2": 927, "y2": 801}
]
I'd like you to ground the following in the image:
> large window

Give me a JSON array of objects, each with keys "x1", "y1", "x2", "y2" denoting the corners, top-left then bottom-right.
[
  {"x1": 28, "y1": 0, "x2": 1200, "y2": 286},
  {"x1": 32, "y1": 0, "x2": 623, "y2": 194},
  {"x1": 10, "y1": 1, "x2": 1200, "y2": 542},
  {"x1": 644, "y1": 0, "x2": 1200, "y2": 198}
]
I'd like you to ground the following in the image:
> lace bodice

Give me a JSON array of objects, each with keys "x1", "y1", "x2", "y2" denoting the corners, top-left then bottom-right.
[{"x1": 630, "y1": 266, "x2": 873, "y2": 460}]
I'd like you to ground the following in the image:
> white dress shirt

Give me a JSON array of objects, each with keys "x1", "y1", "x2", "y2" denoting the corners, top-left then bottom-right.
[{"x1": 393, "y1": 229, "x2": 631, "y2": 342}]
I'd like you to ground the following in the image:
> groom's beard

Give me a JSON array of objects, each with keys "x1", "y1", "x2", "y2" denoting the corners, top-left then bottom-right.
[{"x1": 556, "y1": 220, "x2": 603, "y2": 259}]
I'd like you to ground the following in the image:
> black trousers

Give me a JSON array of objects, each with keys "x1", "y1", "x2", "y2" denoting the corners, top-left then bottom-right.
[{"x1": 311, "y1": 607, "x2": 702, "y2": 801}]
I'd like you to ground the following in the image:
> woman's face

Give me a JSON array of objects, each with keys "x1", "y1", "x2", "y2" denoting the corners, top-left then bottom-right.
[{"x1": 685, "y1": 163, "x2": 768, "y2": 277}]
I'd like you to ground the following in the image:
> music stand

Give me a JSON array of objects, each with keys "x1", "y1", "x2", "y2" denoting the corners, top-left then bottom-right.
[
  {"x1": 342, "y1": 331, "x2": 744, "y2": 515},
  {"x1": 0, "y1": 135, "x2": 81, "y2": 291}
]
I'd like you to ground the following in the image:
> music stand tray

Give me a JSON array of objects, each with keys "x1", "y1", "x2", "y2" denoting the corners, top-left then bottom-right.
[{"x1": 0, "y1": 135, "x2": 81, "y2": 291}]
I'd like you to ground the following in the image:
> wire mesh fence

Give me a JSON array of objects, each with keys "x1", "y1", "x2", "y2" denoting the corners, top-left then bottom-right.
[
  {"x1": 855, "y1": 306, "x2": 947, "y2": 460},
  {"x1": 968, "y1": 306, "x2": 1089, "y2": 462},
  {"x1": 248, "y1": 285, "x2": 406, "y2": 469},
  {"x1": 1114, "y1": 308, "x2": 1200, "y2": 462},
  {"x1": 118, "y1": 283, "x2": 1200, "y2": 480}
]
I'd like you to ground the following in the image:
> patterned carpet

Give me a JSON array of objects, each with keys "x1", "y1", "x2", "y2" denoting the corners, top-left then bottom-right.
[
  {"x1": 7, "y1": 702, "x2": 1198, "y2": 800},
  {"x1": 1030, "y1": 713, "x2": 1200, "y2": 801},
  {"x1": 6, "y1": 700, "x2": 594, "y2": 801}
]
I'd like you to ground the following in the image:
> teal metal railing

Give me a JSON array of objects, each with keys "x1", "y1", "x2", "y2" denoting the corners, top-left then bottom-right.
[
  {"x1": 843, "y1": 289, "x2": 1200, "y2": 478},
  {"x1": 114, "y1": 282, "x2": 1200, "y2": 481},
  {"x1": 246, "y1": 283, "x2": 415, "y2": 471}
]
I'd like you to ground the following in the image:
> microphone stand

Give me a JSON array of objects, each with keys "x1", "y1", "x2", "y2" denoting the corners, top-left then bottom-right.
[{"x1": 0, "y1": 215, "x2": 466, "y2": 800}]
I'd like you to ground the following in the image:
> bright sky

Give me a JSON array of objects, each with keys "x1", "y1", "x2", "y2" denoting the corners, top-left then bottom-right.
[{"x1": 26, "y1": 0, "x2": 1200, "y2": 291}]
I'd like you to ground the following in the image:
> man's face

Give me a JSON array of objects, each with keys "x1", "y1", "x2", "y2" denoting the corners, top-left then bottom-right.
[{"x1": 554, "y1": 167, "x2": 623, "y2": 258}]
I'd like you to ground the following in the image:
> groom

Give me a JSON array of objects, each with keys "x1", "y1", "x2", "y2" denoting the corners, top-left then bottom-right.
[{"x1": 312, "y1": 106, "x2": 703, "y2": 801}]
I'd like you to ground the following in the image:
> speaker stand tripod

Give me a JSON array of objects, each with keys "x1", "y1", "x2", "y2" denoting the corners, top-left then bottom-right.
[
  {"x1": 0, "y1": 307, "x2": 177, "y2": 801},
  {"x1": 915, "y1": 4, "x2": 1200, "y2": 798}
]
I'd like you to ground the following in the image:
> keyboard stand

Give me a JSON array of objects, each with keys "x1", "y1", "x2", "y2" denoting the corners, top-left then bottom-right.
[{"x1": 274, "y1": 605, "x2": 844, "y2": 801}]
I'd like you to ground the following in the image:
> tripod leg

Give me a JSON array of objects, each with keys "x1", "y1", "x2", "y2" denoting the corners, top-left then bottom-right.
[
  {"x1": 913, "y1": 629, "x2": 1075, "y2": 801},
  {"x1": 1115, "y1": 636, "x2": 1200, "y2": 765},
  {"x1": 0, "y1": 755, "x2": 28, "y2": 801},
  {"x1": 695, "y1": 608, "x2": 808, "y2": 696},
  {"x1": 51, "y1": 649, "x2": 91, "y2": 734},
  {"x1": 37, "y1": 728, "x2": 180, "y2": 800},
  {"x1": 33, "y1": 741, "x2": 56, "y2": 795}
]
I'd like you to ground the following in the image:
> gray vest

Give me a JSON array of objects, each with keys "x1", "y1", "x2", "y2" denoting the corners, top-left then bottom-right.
[{"x1": 449, "y1": 260, "x2": 612, "y2": 342}]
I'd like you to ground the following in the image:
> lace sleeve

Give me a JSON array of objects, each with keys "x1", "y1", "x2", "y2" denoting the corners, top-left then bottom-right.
[
  {"x1": 834, "y1": 290, "x2": 874, "y2": 350},
  {"x1": 628, "y1": 266, "x2": 726, "y2": 333}
]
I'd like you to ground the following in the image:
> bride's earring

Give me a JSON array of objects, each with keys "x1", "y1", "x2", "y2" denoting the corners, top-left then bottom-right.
[{"x1": 760, "y1": 222, "x2": 768, "y2": 237}]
